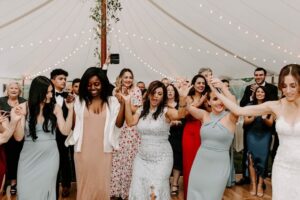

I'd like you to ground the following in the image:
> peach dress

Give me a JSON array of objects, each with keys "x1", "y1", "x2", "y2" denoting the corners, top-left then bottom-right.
[{"x1": 75, "y1": 105, "x2": 112, "y2": 200}]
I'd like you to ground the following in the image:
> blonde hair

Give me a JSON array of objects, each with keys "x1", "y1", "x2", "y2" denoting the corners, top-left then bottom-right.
[
  {"x1": 115, "y1": 68, "x2": 135, "y2": 91},
  {"x1": 4, "y1": 82, "x2": 22, "y2": 96},
  {"x1": 198, "y1": 67, "x2": 213, "y2": 75}
]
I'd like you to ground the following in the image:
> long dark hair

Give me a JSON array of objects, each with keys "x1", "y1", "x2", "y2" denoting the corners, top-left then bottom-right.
[
  {"x1": 79, "y1": 67, "x2": 112, "y2": 107},
  {"x1": 140, "y1": 80, "x2": 167, "y2": 120},
  {"x1": 28, "y1": 76, "x2": 56, "y2": 141},
  {"x1": 167, "y1": 84, "x2": 179, "y2": 104},
  {"x1": 188, "y1": 74, "x2": 208, "y2": 96},
  {"x1": 252, "y1": 86, "x2": 269, "y2": 105}
]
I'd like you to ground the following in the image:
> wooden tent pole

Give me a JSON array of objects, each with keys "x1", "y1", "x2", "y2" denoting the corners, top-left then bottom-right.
[{"x1": 100, "y1": 0, "x2": 107, "y2": 68}]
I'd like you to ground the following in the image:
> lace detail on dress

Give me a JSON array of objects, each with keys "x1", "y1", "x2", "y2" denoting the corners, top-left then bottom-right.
[
  {"x1": 129, "y1": 107, "x2": 172, "y2": 200},
  {"x1": 272, "y1": 117, "x2": 300, "y2": 200}
]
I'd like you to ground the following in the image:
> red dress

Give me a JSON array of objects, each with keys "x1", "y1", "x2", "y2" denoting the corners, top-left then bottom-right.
[
  {"x1": 182, "y1": 115, "x2": 201, "y2": 199},
  {"x1": 0, "y1": 145, "x2": 6, "y2": 185}
]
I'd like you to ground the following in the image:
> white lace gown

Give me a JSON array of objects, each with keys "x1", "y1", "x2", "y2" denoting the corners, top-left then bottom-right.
[
  {"x1": 273, "y1": 117, "x2": 300, "y2": 200},
  {"x1": 128, "y1": 108, "x2": 173, "y2": 200}
]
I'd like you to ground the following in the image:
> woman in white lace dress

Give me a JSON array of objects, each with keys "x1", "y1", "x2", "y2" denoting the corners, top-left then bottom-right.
[
  {"x1": 210, "y1": 64, "x2": 300, "y2": 199},
  {"x1": 121, "y1": 80, "x2": 188, "y2": 200}
]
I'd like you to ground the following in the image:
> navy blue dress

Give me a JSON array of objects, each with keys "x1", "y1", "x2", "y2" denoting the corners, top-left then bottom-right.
[{"x1": 244, "y1": 116, "x2": 272, "y2": 178}]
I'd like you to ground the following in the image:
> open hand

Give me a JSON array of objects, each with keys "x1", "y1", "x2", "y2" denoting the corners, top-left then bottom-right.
[{"x1": 177, "y1": 84, "x2": 192, "y2": 97}]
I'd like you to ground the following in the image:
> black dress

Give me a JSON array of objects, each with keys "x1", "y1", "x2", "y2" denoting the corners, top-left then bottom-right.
[
  {"x1": 0, "y1": 96, "x2": 27, "y2": 181},
  {"x1": 168, "y1": 104, "x2": 185, "y2": 171}
]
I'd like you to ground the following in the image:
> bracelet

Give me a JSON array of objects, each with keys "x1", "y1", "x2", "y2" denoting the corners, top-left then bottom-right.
[{"x1": 179, "y1": 104, "x2": 187, "y2": 108}]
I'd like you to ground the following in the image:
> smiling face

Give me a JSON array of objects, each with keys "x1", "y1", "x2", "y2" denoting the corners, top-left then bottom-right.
[
  {"x1": 149, "y1": 87, "x2": 164, "y2": 107},
  {"x1": 208, "y1": 91, "x2": 225, "y2": 113},
  {"x1": 87, "y1": 75, "x2": 102, "y2": 97},
  {"x1": 254, "y1": 70, "x2": 266, "y2": 85},
  {"x1": 121, "y1": 71, "x2": 134, "y2": 88},
  {"x1": 194, "y1": 77, "x2": 206, "y2": 94},
  {"x1": 255, "y1": 87, "x2": 266, "y2": 102},
  {"x1": 7, "y1": 83, "x2": 21, "y2": 98},
  {"x1": 282, "y1": 74, "x2": 300, "y2": 102}
]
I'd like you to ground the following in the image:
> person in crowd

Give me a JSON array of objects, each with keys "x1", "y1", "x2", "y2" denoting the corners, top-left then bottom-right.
[
  {"x1": 50, "y1": 69, "x2": 74, "y2": 198},
  {"x1": 198, "y1": 68, "x2": 213, "y2": 81},
  {"x1": 221, "y1": 79, "x2": 236, "y2": 187},
  {"x1": 72, "y1": 78, "x2": 81, "y2": 96},
  {"x1": 17, "y1": 76, "x2": 74, "y2": 200},
  {"x1": 121, "y1": 80, "x2": 189, "y2": 199},
  {"x1": 161, "y1": 77, "x2": 170, "y2": 86},
  {"x1": 221, "y1": 79, "x2": 230, "y2": 88},
  {"x1": 237, "y1": 67, "x2": 278, "y2": 185},
  {"x1": 65, "y1": 84, "x2": 72, "y2": 94},
  {"x1": 0, "y1": 109, "x2": 22, "y2": 193},
  {"x1": 243, "y1": 86, "x2": 274, "y2": 197},
  {"x1": 0, "y1": 82, "x2": 26, "y2": 195},
  {"x1": 210, "y1": 64, "x2": 300, "y2": 200},
  {"x1": 111, "y1": 68, "x2": 143, "y2": 199},
  {"x1": 137, "y1": 81, "x2": 147, "y2": 102},
  {"x1": 187, "y1": 79, "x2": 237, "y2": 200},
  {"x1": 65, "y1": 67, "x2": 124, "y2": 200},
  {"x1": 137, "y1": 81, "x2": 146, "y2": 95},
  {"x1": 167, "y1": 84, "x2": 185, "y2": 196},
  {"x1": 182, "y1": 74, "x2": 209, "y2": 199}
]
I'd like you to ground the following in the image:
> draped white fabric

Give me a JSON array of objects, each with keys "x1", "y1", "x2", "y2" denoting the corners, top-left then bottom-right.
[{"x1": 0, "y1": 0, "x2": 299, "y2": 83}]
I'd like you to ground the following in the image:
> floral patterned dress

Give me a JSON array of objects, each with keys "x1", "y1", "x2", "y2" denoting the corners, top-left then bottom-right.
[{"x1": 110, "y1": 87, "x2": 142, "y2": 199}]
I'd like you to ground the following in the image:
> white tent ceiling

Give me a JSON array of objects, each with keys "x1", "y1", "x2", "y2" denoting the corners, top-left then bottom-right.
[{"x1": 0, "y1": 0, "x2": 299, "y2": 84}]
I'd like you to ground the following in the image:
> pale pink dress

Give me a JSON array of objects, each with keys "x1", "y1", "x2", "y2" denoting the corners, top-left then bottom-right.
[{"x1": 75, "y1": 105, "x2": 112, "y2": 200}]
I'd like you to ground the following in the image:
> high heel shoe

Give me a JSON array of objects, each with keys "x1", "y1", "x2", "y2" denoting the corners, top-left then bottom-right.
[
  {"x1": 170, "y1": 184, "x2": 179, "y2": 196},
  {"x1": 10, "y1": 184, "x2": 17, "y2": 195}
]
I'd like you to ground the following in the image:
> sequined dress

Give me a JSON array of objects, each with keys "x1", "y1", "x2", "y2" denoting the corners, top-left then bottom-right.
[{"x1": 128, "y1": 108, "x2": 172, "y2": 200}]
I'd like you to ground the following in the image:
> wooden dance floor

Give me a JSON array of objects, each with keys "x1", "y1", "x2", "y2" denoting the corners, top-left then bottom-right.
[{"x1": 1, "y1": 175, "x2": 272, "y2": 200}]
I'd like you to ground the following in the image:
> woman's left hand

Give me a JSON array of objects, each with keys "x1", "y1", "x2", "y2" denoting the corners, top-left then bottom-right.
[{"x1": 65, "y1": 95, "x2": 75, "y2": 110}]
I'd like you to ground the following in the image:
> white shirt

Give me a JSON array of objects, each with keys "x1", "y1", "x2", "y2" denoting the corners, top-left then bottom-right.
[
  {"x1": 65, "y1": 96, "x2": 121, "y2": 152},
  {"x1": 55, "y1": 90, "x2": 64, "y2": 107}
]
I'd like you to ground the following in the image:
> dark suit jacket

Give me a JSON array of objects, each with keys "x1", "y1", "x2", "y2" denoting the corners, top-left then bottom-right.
[{"x1": 240, "y1": 82, "x2": 278, "y2": 107}]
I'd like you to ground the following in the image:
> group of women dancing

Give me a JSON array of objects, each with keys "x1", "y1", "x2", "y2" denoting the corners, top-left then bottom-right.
[{"x1": 0, "y1": 63, "x2": 299, "y2": 200}]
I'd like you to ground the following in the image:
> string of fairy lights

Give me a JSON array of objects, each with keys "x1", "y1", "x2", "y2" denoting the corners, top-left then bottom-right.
[
  {"x1": 0, "y1": 28, "x2": 93, "y2": 54},
  {"x1": 113, "y1": 32, "x2": 175, "y2": 81},
  {"x1": 24, "y1": 30, "x2": 94, "y2": 80},
  {"x1": 3, "y1": 0, "x2": 299, "y2": 80},
  {"x1": 197, "y1": 2, "x2": 300, "y2": 60},
  {"x1": 115, "y1": 28, "x2": 295, "y2": 66}
]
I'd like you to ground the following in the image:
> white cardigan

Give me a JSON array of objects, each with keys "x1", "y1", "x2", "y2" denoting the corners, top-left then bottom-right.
[{"x1": 65, "y1": 96, "x2": 120, "y2": 153}]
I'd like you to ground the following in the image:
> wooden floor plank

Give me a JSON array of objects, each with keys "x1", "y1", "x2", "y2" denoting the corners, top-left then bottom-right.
[{"x1": 0, "y1": 175, "x2": 272, "y2": 200}]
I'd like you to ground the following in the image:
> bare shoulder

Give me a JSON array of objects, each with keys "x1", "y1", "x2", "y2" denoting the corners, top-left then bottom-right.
[{"x1": 266, "y1": 100, "x2": 281, "y2": 115}]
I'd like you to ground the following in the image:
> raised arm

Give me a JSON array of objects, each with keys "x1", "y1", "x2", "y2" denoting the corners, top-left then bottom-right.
[
  {"x1": 210, "y1": 83, "x2": 276, "y2": 116},
  {"x1": 54, "y1": 102, "x2": 74, "y2": 135},
  {"x1": 166, "y1": 96, "x2": 188, "y2": 121},
  {"x1": 0, "y1": 105, "x2": 24, "y2": 143},
  {"x1": 0, "y1": 115, "x2": 11, "y2": 144},
  {"x1": 122, "y1": 95, "x2": 140, "y2": 127},
  {"x1": 186, "y1": 104, "x2": 208, "y2": 122},
  {"x1": 115, "y1": 92, "x2": 125, "y2": 128},
  {"x1": 166, "y1": 84, "x2": 191, "y2": 121}
]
